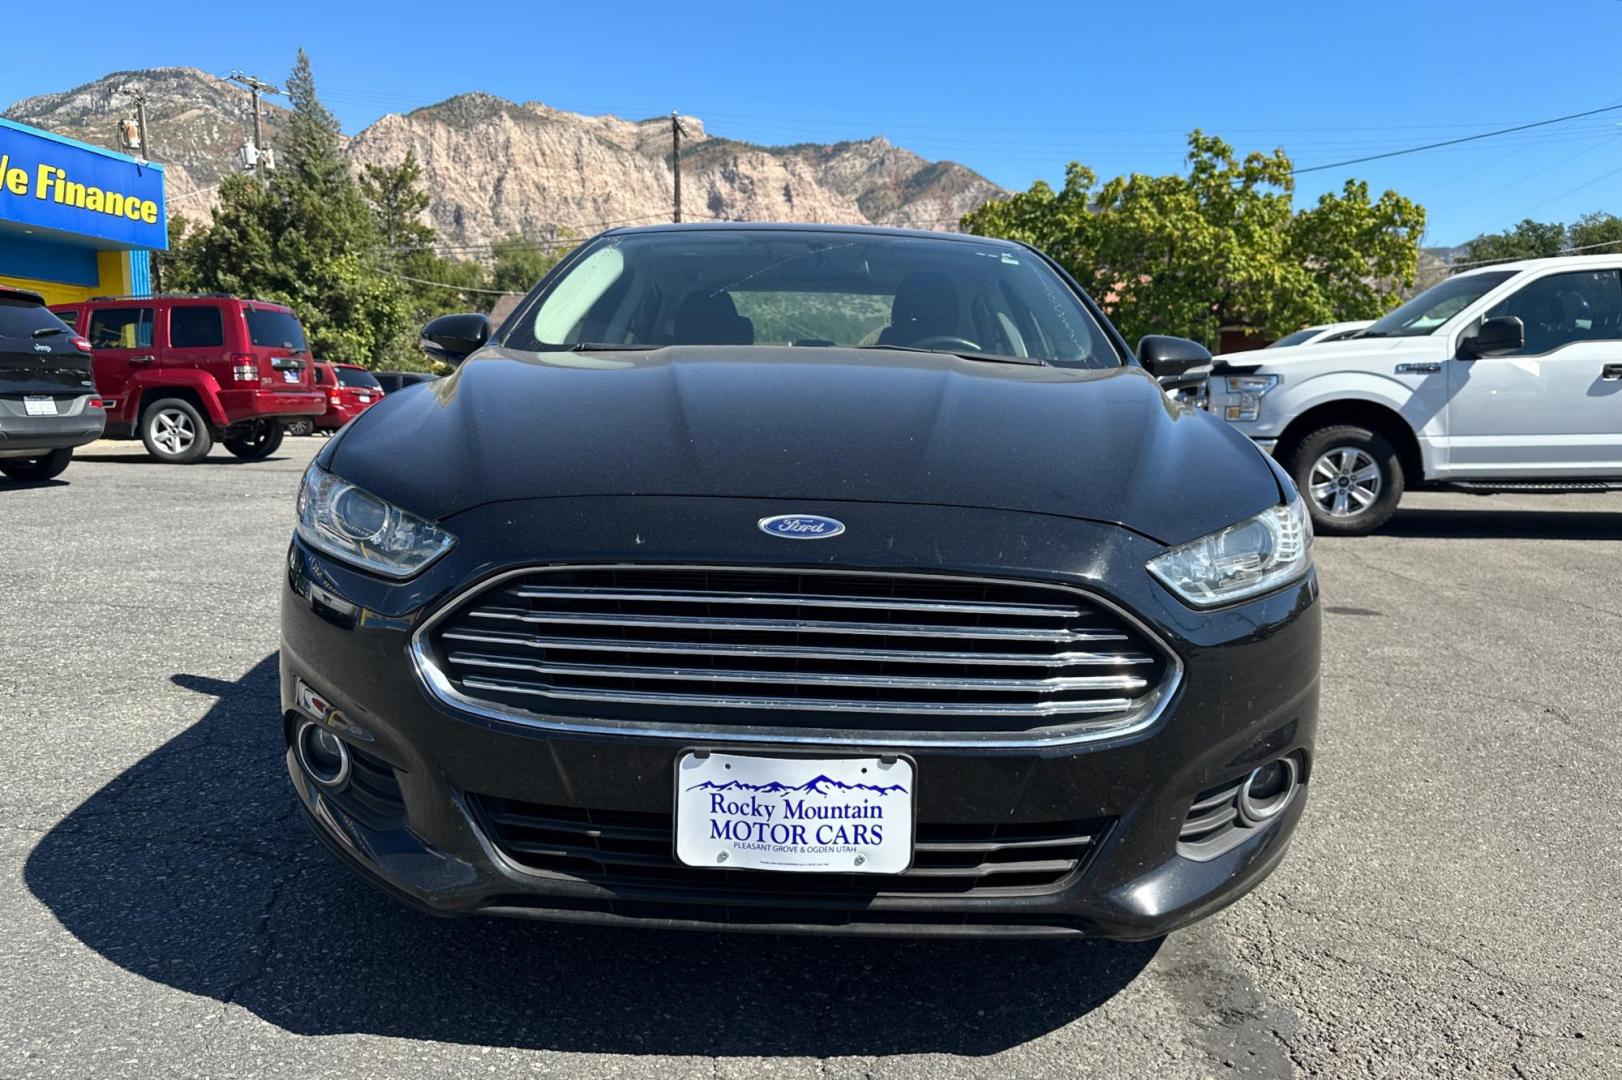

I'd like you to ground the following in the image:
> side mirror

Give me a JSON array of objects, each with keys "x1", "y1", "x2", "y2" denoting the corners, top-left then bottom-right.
[
  {"x1": 1458, "y1": 315, "x2": 1524, "y2": 360},
  {"x1": 420, "y1": 313, "x2": 491, "y2": 366},
  {"x1": 1137, "y1": 335, "x2": 1213, "y2": 391}
]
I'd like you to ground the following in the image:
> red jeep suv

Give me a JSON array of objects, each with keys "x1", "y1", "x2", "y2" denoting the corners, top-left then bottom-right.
[{"x1": 50, "y1": 294, "x2": 326, "y2": 463}]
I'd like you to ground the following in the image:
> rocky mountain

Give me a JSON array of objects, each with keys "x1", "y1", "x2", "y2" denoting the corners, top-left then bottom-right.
[
  {"x1": 4, "y1": 69, "x2": 1003, "y2": 250},
  {"x1": 4, "y1": 68, "x2": 291, "y2": 219}
]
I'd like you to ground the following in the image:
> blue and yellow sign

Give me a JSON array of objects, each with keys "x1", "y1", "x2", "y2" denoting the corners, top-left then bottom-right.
[{"x1": 0, "y1": 117, "x2": 166, "y2": 250}]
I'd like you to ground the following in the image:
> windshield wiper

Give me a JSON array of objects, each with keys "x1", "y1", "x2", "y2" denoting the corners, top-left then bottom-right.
[
  {"x1": 571, "y1": 341, "x2": 657, "y2": 352},
  {"x1": 31, "y1": 326, "x2": 66, "y2": 338},
  {"x1": 855, "y1": 344, "x2": 1047, "y2": 367},
  {"x1": 1353, "y1": 330, "x2": 1389, "y2": 339}
]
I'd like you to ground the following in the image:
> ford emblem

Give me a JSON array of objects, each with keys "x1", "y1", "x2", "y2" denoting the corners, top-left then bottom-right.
[{"x1": 758, "y1": 514, "x2": 846, "y2": 540}]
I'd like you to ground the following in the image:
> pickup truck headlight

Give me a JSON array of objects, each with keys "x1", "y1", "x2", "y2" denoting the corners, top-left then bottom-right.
[
  {"x1": 1222, "y1": 374, "x2": 1279, "y2": 422},
  {"x1": 296, "y1": 463, "x2": 455, "y2": 578},
  {"x1": 1147, "y1": 496, "x2": 1313, "y2": 608}
]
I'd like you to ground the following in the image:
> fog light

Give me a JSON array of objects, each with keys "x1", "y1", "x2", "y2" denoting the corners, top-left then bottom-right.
[
  {"x1": 1238, "y1": 755, "x2": 1299, "y2": 824},
  {"x1": 295, "y1": 719, "x2": 351, "y2": 789}
]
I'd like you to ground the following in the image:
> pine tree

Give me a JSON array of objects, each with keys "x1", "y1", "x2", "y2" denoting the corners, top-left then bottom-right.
[{"x1": 165, "y1": 50, "x2": 409, "y2": 366}]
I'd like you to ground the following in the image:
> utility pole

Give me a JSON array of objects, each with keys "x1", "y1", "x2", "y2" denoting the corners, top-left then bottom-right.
[
  {"x1": 138, "y1": 93, "x2": 161, "y2": 294},
  {"x1": 671, "y1": 111, "x2": 685, "y2": 223},
  {"x1": 134, "y1": 92, "x2": 151, "y2": 162},
  {"x1": 229, "y1": 72, "x2": 281, "y2": 175}
]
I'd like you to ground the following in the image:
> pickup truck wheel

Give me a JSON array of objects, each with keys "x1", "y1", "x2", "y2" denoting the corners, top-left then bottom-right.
[
  {"x1": 141, "y1": 398, "x2": 213, "y2": 464},
  {"x1": 0, "y1": 448, "x2": 74, "y2": 481},
  {"x1": 223, "y1": 422, "x2": 285, "y2": 460},
  {"x1": 1289, "y1": 425, "x2": 1404, "y2": 536}
]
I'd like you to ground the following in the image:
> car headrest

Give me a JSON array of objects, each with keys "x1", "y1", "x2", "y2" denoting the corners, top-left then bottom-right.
[{"x1": 672, "y1": 291, "x2": 754, "y2": 345}]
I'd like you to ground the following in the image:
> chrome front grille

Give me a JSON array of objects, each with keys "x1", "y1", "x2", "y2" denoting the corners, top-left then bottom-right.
[{"x1": 415, "y1": 566, "x2": 1177, "y2": 743}]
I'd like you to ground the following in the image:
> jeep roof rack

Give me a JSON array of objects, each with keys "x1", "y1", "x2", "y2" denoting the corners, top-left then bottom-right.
[{"x1": 83, "y1": 292, "x2": 238, "y2": 302}]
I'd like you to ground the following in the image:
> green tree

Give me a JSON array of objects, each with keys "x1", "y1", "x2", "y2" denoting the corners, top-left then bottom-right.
[
  {"x1": 1568, "y1": 211, "x2": 1622, "y2": 254},
  {"x1": 359, "y1": 152, "x2": 435, "y2": 255},
  {"x1": 359, "y1": 151, "x2": 491, "y2": 363},
  {"x1": 961, "y1": 131, "x2": 1426, "y2": 347},
  {"x1": 1462, "y1": 219, "x2": 1568, "y2": 264},
  {"x1": 164, "y1": 50, "x2": 410, "y2": 366},
  {"x1": 489, "y1": 234, "x2": 572, "y2": 294}
]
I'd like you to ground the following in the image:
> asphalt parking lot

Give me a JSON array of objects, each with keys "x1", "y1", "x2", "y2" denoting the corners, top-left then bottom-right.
[{"x1": 1, "y1": 438, "x2": 1618, "y2": 1079}]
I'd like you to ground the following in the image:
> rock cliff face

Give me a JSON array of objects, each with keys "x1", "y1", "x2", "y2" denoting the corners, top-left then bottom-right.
[
  {"x1": 6, "y1": 70, "x2": 1003, "y2": 247},
  {"x1": 5, "y1": 68, "x2": 291, "y2": 218}
]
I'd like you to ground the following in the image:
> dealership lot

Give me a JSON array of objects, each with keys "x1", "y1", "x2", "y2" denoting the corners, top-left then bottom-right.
[{"x1": 1, "y1": 440, "x2": 1618, "y2": 1079}]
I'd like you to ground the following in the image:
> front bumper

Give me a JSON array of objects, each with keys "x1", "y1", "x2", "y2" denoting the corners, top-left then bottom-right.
[
  {"x1": 280, "y1": 496, "x2": 1319, "y2": 937},
  {"x1": 0, "y1": 395, "x2": 105, "y2": 457}
]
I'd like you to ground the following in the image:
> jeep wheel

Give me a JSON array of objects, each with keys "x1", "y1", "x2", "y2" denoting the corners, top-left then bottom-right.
[
  {"x1": 0, "y1": 448, "x2": 74, "y2": 481},
  {"x1": 286, "y1": 418, "x2": 315, "y2": 437},
  {"x1": 141, "y1": 398, "x2": 213, "y2": 464},
  {"x1": 223, "y1": 422, "x2": 285, "y2": 461},
  {"x1": 1289, "y1": 425, "x2": 1404, "y2": 536}
]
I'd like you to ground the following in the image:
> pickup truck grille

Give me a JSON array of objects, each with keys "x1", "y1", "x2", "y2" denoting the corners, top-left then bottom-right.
[{"x1": 417, "y1": 566, "x2": 1174, "y2": 737}]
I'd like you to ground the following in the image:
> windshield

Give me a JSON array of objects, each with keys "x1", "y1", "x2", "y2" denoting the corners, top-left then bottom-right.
[
  {"x1": 245, "y1": 308, "x2": 309, "y2": 352},
  {"x1": 335, "y1": 366, "x2": 382, "y2": 389},
  {"x1": 503, "y1": 230, "x2": 1120, "y2": 369},
  {"x1": 1360, "y1": 271, "x2": 1515, "y2": 338},
  {"x1": 1267, "y1": 327, "x2": 1324, "y2": 348}
]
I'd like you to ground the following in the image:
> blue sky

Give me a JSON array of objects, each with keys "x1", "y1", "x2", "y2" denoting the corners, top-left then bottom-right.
[{"x1": 7, "y1": 0, "x2": 1622, "y2": 246}]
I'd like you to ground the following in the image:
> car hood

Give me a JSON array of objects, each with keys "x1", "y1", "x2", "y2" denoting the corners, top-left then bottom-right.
[
  {"x1": 329, "y1": 346, "x2": 1282, "y2": 546},
  {"x1": 1219, "y1": 335, "x2": 1433, "y2": 371}
]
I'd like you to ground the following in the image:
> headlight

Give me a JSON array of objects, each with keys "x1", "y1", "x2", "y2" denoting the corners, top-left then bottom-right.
[
  {"x1": 296, "y1": 464, "x2": 455, "y2": 578},
  {"x1": 1221, "y1": 374, "x2": 1278, "y2": 422},
  {"x1": 1147, "y1": 497, "x2": 1313, "y2": 608}
]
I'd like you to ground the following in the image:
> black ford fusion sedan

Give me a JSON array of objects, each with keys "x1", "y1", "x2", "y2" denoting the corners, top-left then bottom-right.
[{"x1": 281, "y1": 223, "x2": 1319, "y2": 938}]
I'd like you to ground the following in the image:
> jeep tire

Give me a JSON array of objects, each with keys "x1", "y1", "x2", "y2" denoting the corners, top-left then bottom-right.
[
  {"x1": 141, "y1": 398, "x2": 213, "y2": 464},
  {"x1": 223, "y1": 421, "x2": 285, "y2": 461}
]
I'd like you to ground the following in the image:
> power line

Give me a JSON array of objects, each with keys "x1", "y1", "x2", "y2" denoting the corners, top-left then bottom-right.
[
  {"x1": 1516, "y1": 159, "x2": 1622, "y2": 217},
  {"x1": 1417, "y1": 235, "x2": 1622, "y2": 278},
  {"x1": 1288, "y1": 101, "x2": 1622, "y2": 177},
  {"x1": 370, "y1": 265, "x2": 517, "y2": 296}
]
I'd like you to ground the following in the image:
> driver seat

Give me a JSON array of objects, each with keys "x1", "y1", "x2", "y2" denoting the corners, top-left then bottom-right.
[{"x1": 878, "y1": 271, "x2": 960, "y2": 346}]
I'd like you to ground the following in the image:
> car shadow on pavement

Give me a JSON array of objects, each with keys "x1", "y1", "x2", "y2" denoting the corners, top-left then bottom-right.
[
  {"x1": 1381, "y1": 506, "x2": 1622, "y2": 540},
  {"x1": 0, "y1": 479, "x2": 70, "y2": 492},
  {"x1": 24, "y1": 654, "x2": 1158, "y2": 1058},
  {"x1": 78, "y1": 453, "x2": 294, "y2": 465}
]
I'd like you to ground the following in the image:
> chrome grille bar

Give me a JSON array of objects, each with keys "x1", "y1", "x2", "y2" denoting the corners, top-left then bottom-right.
[
  {"x1": 507, "y1": 585, "x2": 1083, "y2": 618},
  {"x1": 441, "y1": 628, "x2": 1155, "y2": 667},
  {"x1": 446, "y1": 651, "x2": 1152, "y2": 693},
  {"x1": 460, "y1": 674, "x2": 1141, "y2": 716},
  {"x1": 463, "y1": 605, "x2": 1127, "y2": 643}
]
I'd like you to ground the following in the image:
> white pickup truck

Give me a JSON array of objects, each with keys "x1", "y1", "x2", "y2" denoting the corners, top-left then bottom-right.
[{"x1": 1207, "y1": 255, "x2": 1622, "y2": 534}]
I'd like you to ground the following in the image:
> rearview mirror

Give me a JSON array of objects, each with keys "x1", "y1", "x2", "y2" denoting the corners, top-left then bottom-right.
[
  {"x1": 1137, "y1": 335, "x2": 1213, "y2": 391},
  {"x1": 1458, "y1": 315, "x2": 1524, "y2": 359},
  {"x1": 420, "y1": 313, "x2": 491, "y2": 366}
]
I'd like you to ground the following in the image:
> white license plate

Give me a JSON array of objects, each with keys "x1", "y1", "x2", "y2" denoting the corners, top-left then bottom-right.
[
  {"x1": 282, "y1": 370, "x2": 300, "y2": 384},
  {"x1": 24, "y1": 396, "x2": 58, "y2": 416},
  {"x1": 674, "y1": 752, "x2": 915, "y2": 874},
  {"x1": 358, "y1": 395, "x2": 372, "y2": 404}
]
